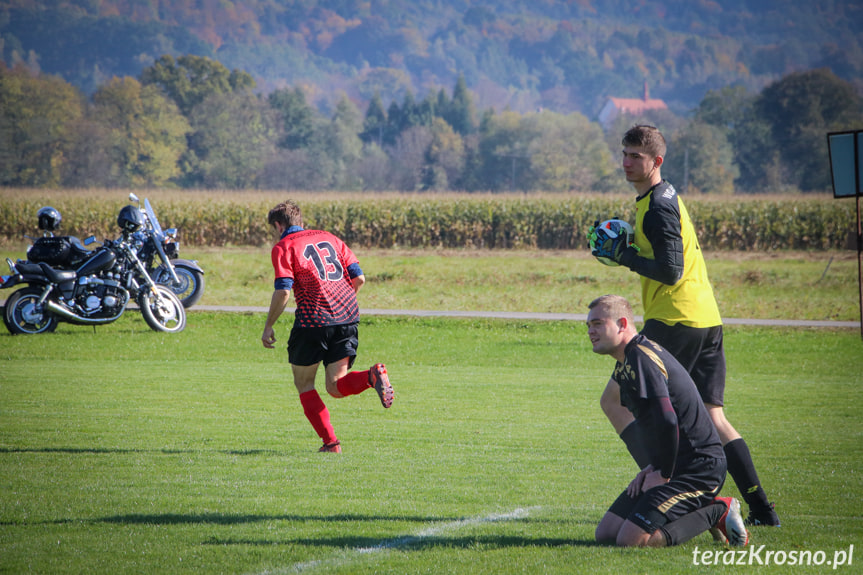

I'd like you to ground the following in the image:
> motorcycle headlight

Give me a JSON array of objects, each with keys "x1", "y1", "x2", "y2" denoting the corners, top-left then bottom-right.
[{"x1": 164, "y1": 242, "x2": 179, "y2": 259}]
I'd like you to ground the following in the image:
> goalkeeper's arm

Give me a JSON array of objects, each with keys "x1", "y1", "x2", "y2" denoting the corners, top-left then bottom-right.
[{"x1": 618, "y1": 209, "x2": 684, "y2": 285}]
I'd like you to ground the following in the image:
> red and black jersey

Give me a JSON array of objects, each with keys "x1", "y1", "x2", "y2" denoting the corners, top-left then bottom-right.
[
  {"x1": 613, "y1": 334, "x2": 724, "y2": 476},
  {"x1": 271, "y1": 228, "x2": 361, "y2": 328}
]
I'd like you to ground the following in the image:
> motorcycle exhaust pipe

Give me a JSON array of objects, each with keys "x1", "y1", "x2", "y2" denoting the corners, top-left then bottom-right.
[{"x1": 45, "y1": 300, "x2": 124, "y2": 325}]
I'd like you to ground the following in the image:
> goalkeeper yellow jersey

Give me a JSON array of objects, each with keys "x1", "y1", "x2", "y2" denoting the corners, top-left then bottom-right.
[{"x1": 633, "y1": 182, "x2": 722, "y2": 328}]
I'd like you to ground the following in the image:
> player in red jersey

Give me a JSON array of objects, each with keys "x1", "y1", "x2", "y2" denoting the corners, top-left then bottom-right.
[{"x1": 261, "y1": 200, "x2": 393, "y2": 453}]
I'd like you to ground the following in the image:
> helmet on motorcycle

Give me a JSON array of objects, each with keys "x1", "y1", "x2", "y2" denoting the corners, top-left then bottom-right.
[
  {"x1": 117, "y1": 205, "x2": 144, "y2": 233},
  {"x1": 37, "y1": 206, "x2": 62, "y2": 231}
]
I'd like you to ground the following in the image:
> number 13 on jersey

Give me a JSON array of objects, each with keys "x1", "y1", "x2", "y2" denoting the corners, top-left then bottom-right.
[{"x1": 303, "y1": 241, "x2": 344, "y2": 281}]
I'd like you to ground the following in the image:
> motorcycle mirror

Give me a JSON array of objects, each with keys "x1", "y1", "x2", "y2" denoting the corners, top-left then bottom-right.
[{"x1": 129, "y1": 193, "x2": 139, "y2": 204}]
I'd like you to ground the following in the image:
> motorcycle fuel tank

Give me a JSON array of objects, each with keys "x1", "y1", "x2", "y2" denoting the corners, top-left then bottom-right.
[{"x1": 76, "y1": 248, "x2": 116, "y2": 276}]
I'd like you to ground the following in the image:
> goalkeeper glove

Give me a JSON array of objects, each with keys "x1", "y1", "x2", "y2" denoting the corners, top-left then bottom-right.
[{"x1": 590, "y1": 222, "x2": 636, "y2": 264}]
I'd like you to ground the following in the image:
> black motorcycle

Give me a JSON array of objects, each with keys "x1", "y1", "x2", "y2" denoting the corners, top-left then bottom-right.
[
  {"x1": 128, "y1": 193, "x2": 205, "y2": 309},
  {"x1": 1, "y1": 205, "x2": 186, "y2": 335}
]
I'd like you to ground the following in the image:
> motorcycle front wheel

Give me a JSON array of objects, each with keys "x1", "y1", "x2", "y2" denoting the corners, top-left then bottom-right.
[
  {"x1": 3, "y1": 287, "x2": 58, "y2": 335},
  {"x1": 139, "y1": 285, "x2": 186, "y2": 333},
  {"x1": 154, "y1": 264, "x2": 204, "y2": 308}
]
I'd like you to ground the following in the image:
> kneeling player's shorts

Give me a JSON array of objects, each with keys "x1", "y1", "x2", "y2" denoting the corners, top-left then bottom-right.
[
  {"x1": 608, "y1": 456, "x2": 726, "y2": 533},
  {"x1": 641, "y1": 320, "x2": 726, "y2": 406},
  {"x1": 288, "y1": 323, "x2": 359, "y2": 368}
]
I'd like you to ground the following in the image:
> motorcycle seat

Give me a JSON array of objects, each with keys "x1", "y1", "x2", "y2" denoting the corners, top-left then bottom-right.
[
  {"x1": 68, "y1": 236, "x2": 92, "y2": 256},
  {"x1": 15, "y1": 262, "x2": 44, "y2": 275},
  {"x1": 37, "y1": 262, "x2": 77, "y2": 283},
  {"x1": 68, "y1": 239, "x2": 96, "y2": 266}
]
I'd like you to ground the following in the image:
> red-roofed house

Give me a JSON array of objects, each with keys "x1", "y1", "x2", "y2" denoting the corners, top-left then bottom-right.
[{"x1": 598, "y1": 82, "x2": 668, "y2": 129}]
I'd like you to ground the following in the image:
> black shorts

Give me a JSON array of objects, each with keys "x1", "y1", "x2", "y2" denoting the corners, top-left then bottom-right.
[
  {"x1": 641, "y1": 320, "x2": 726, "y2": 406},
  {"x1": 287, "y1": 323, "x2": 359, "y2": 368},
  {"x1": 608, "y1": 457, "x2": 726, "y2": 534}
]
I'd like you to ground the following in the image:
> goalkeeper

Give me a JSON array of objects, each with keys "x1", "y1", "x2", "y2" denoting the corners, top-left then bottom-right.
[{"x1": 588, "y1": 125, "x2": 779, "y2": 528}]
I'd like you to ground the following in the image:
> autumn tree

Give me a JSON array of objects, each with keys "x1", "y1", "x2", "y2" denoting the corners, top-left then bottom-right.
[
  {"x1": 445, "y1": 74, "x2": 477, "y2": 136},
  {"x1": 323, "y1": 94, "x2": 364, "y2": 189},
  {"x1": 523, "y1": 111, "x2": 615, "y2": 192},
  {"x1": 752, "y1": 68, "x2": 863, "y2": 191},
  {"x1": 695, "y1": 85, "x2": 752, "y2": 130},
  {"x1": 435, "y1": 88, "x2": 451, "y2": 123},
  {"x1": 477, "y1": 109, "x2": 524, "y2": 191},
  {"x1": 730, "y1": 110, "x2": 777, "y2": 192},
  {"x1": 478, "y1": 109, "x2": 614, "y2": 192},
  {"x1": 268, "y1": 86, "x2": 316, "y2": 150},
  {"x1": 61, "y1": 118, "x2": 116, "y2": 188},
  {"x1": 421, "y1": 117, "x2": 464, "y2": 190},
  {"x1": 397, "y1": 90, "x2": 421, "y2": 133},
  {"x1": 664, "y1": 122, "x2": 738, "y2": 195},
  {"x1": 188, "y1": 91, "x2": 278, "y2": 188},
  {"x1": 140, "y1": 55, "x2": 255, "y2": 116},
  {"x1": 0, "y1": 64, "x2": 83, "y2": 187},
  {"x1": 354, "y1": 143, "x2": 390, "y2": 191},
  {"x1": 360, "y1": 91, "x2": 387, "y2": 146},
  {"x1": 389, "y1": 125, "x2": 434, "y2": 191},
  {"x1": 86, "y1": 77, "x2": 190, "y2": 187},
  {"x1": 383, "y1": 99, "x2": 403, "y2": 146}
]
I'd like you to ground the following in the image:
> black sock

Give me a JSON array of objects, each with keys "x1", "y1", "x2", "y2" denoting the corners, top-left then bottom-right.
[
  {"x1": 724, "y1": 438, "x2": 770, "y2": 510},
  {"x1": 660, "y1": 501, "x2": 727, "y2": 546},
  {"x1": 619, "y1": 421, "x2": 651, "y2": 469}
]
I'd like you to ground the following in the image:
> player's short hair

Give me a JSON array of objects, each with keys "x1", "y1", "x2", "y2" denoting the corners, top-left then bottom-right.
[
  {"x1": 588, "y1": 294, "x2": 635, "y2": 325},
  {"x1": 622, "y1": 125, "x2": 666, "y2": 159},
  {"x1": 268, "y1": 200, "x2": 303, "y2": 228}
]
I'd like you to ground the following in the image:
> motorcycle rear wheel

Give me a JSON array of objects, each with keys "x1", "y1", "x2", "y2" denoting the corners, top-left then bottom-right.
[
  {"x1": 3, "y1": 287, "x2": 58, "y2": 335},
  {"x1": 154, "y1": 264, "x2": 204, "y2": 308},
  {"x1": 138, "y1": 285, "x2": 186, "y2": 333}
]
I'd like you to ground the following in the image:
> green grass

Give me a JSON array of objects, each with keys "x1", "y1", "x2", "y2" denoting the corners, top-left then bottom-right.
[
  {"x1": 5, "y1": 246, "x2": 855, "y2": 321},
  {"x1": 201, "y1": 247, "x2": 862, "y2": 321},
  {"x1": 1, "y1": 311, "x2": 862, "y2": 574}
]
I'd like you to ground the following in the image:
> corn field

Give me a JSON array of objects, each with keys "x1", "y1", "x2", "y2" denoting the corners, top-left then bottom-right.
[{"x1": 0, "y1": 191, "x2": 855, "y2": 251}]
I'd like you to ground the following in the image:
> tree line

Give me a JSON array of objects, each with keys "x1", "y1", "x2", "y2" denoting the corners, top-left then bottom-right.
[
  {"x1": 1, "y1": 55, "x2": 861, "y2": 193},
  {"x1": 5, "y1": 1, "x2": 860, "y2": 117}
]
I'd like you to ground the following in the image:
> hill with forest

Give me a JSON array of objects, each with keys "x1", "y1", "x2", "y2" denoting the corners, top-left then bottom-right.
[{"x1": 2, "y1": 0, "x2": 862, "y2": 117}]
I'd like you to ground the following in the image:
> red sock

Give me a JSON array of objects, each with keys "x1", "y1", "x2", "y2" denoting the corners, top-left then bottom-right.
[
  {"x1": 299, "y1": 390, "x2": 337, "y2": 444},
  {"x1": 336, "y1": 370, "x2": 371, "y2": 397}
]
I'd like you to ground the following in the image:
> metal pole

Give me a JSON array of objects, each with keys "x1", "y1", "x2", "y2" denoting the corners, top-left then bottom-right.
[{"x1": 858, "y1": 193, "x2": 863, "y2": 340}]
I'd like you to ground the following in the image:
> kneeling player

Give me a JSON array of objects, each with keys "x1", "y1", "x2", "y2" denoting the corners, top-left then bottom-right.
[{"x1": 587, "y1": 295, "x2": 749, "y2": 547}]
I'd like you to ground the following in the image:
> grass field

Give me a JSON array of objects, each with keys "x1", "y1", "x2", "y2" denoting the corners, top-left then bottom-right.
[
  {"x1": 1, "y1": 307, "x2": 862, "y2": 574},
  {"x1": 1, "y1": 244, "x2": 861, "y2": 573},
  {"x1": 4, "y1": 245, "x2": 857, "y2": 321}
]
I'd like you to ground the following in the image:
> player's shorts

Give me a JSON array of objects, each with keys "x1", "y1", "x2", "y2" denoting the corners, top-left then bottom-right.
[
  {"x1": 288, "y1": 323, "x2": 358, "y2": 368},
  {"x1": 641, "y1": 320, "x2": 726, "y2": 406},
  {"x1": 608, "y1": 456, "x2": 726, "y2": 534}
]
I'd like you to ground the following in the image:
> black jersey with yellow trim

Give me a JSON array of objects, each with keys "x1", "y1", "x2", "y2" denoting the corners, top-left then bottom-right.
[{"x1": 613, "y1": 334, "x2": 724, "y2": 473}]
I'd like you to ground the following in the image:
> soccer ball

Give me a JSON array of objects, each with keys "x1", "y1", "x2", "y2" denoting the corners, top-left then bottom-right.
[{"x1": 590, "y1": 219, "x2": 635, "y2": 266}]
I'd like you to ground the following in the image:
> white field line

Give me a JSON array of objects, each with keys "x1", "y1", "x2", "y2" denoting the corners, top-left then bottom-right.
[{"x1": 253, "y1": 506, "x2": 540, "y2": 575}]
